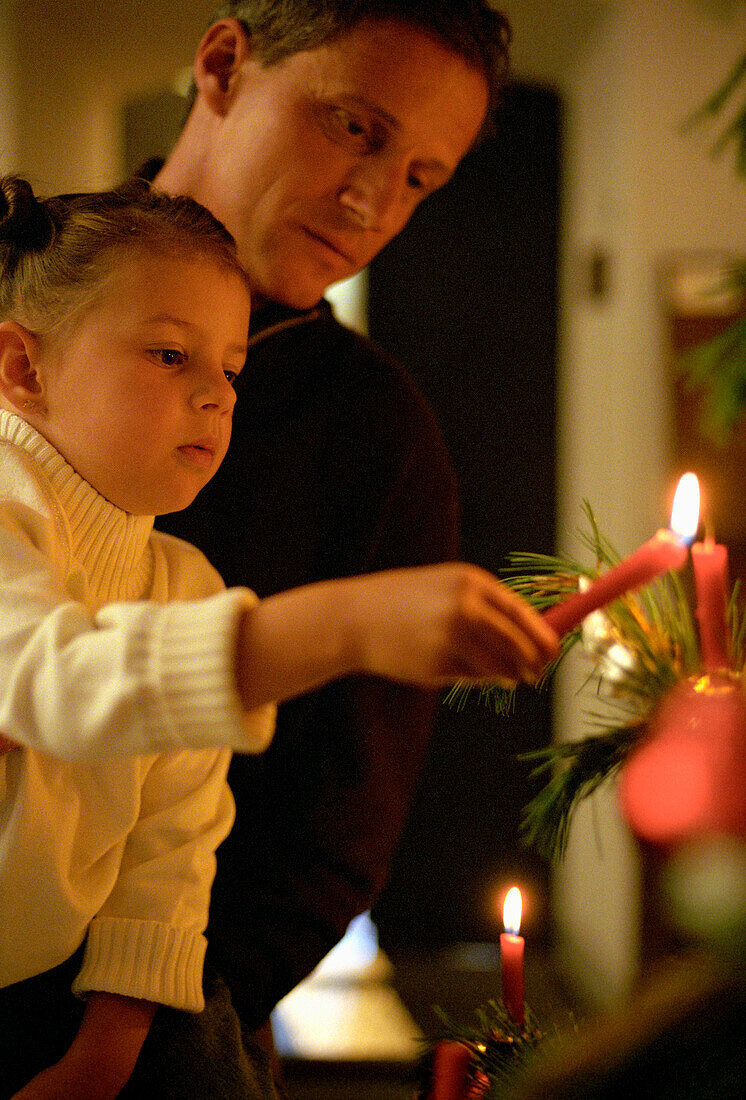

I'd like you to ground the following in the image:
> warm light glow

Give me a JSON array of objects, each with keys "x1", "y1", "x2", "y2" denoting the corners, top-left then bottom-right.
[
  {"x1": 503, "y1": 886, "x2": 522, "y2": 935},
  {"x1": 670, "y1": 472, "x2": 700, "y2": 542}
]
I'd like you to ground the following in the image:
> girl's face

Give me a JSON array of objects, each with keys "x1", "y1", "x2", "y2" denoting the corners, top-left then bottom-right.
[{"x1": 35, "y1": 249, "x2": 250, "y2": 515}]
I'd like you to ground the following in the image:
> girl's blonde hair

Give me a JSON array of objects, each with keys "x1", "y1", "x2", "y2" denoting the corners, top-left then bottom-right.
[{"x1": 0, "y1": 176, "x2": 248, "y2": 337}]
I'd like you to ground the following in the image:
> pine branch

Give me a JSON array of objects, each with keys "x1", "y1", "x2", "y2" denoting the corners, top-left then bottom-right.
[
  {"x1": 444, "y1": 504, "x2": 707, "y2": 862},
  {"x1": 731, "y1": 578, "x2": 746, "y2": 668},
  {"x1": 683, "y1": 50, "x2": 746, "y2": 176},
  {"x1": 416, "y1": 1000, "x2": 545, "y2": 1098},
  {"x1": 518, "y1": 724, "x2": 645, "y2": 862},
  {"x1": 445, "y1": 681, "x2": 517, "y2": 716}
]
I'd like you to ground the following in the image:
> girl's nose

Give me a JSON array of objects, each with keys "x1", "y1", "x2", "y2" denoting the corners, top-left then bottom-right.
[{"x1": 192, "y1": 370, "x2": 237, "y2": 414}]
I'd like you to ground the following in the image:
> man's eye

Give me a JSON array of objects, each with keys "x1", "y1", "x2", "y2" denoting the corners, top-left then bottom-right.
[
  {"x1": 340, "y1": 113, "x2": 364, "y2": 136},
  {"x1": 155, "y1": 349, "x2": 186, "y2": 366},
  {"x1": 329, "y1": 107, "x2": 370, "y2": 144},
  {"x1": 224, "y1": 370, "x2": 239, "y2": 386}
]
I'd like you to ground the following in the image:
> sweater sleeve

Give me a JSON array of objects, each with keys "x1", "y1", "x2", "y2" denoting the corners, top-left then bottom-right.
[
  {"x1": 72, "y1": 747, "x2": 234, "y2": 1011},
  {"x1": 0, "y1": 527, "x2": 275, "y2": 760}
]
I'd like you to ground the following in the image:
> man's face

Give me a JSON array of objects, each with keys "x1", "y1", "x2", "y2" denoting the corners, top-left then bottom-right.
[{"x1": 196, "y1": 18, "x2": 490, "y2": 310}]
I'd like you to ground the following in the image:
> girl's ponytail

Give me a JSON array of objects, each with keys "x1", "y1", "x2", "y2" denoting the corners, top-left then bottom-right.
[{"x1": 0, "y1": 176, "x2": 55, "y2": 259}]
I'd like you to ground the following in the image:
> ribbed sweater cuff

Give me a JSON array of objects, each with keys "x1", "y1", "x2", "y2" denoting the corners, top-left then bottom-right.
[
  {"x1": 72, "y1": 917, "x2": 207, "y2": 1011},
  {"x1": 152, "y1": 587, "x2": 276, "y2": 754}
]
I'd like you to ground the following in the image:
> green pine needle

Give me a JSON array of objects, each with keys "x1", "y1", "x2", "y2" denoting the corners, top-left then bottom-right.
[
  {"x1": 518, "y1": 723, "x2": 644, "y2": 863},
  {"x1": 683, "y1": 50, "x2": 746, "y2": 176},
  {"x1": 416, "y1": 1000, "x2": 545, "y2": 1098}
]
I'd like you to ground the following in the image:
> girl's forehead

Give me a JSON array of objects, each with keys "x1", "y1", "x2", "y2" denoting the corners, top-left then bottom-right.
[
  {"x1": 95, "y1": 246, "x2": 245, "y2": 302},
  {"x1": 81, "y1": 248, "x2": 250, "y2": 339}
]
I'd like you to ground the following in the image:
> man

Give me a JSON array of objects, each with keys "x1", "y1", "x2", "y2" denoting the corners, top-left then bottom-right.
[{"x1": 155, "y1": 0, "x2": 512, "y2": 1044}]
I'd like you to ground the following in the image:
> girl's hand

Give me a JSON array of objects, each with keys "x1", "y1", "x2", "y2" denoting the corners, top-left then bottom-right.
[
  {"x1": 236, "y1": 562, "x2": 559, "y2": 711},
  {"x1": 344, "y1": 562, "x2": 559, "y2": 688},
  {"x1": 11, "y1": 993, "x2": 156, "y2": 1100},
  {"x1": 11, "y1": 1059, "x2": 121, "y2": 1100}
]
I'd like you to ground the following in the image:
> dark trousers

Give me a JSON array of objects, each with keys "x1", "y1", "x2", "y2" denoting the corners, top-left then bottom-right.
[{"x1": 0, "y1": 951, "x2": 285, "y2": 1099}]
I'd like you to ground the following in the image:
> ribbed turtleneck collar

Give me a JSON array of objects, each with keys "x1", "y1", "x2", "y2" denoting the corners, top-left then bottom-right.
[{"x1": 0, "y1": 410, "x2": 155, "y2": 602}]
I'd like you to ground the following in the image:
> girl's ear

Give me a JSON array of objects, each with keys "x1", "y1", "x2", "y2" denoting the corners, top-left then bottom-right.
[
  {"x1": 0, "y1": 321, "x2": 45, "y2": 413},
  {"x1": 194, "y1": 18, "x2": 253, "y2": 116}
]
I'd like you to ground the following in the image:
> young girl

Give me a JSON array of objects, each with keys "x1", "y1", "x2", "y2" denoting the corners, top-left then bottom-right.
[{"x1": 0, "y1": 176, "x2": 557, "y2": 1099}]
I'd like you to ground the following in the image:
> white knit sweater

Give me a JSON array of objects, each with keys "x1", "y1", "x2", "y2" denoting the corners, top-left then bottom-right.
[{"x1": 0, "y1": 411, "x2": 276, "y2": 1010}]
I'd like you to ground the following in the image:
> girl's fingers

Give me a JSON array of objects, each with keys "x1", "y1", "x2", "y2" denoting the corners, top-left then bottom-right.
[
  {"x1": 480, "y1": 579, "x2": 559, "y2": 662},
  {"x1": 460, "y1": 592, "x2": 557, "y2": 683}
]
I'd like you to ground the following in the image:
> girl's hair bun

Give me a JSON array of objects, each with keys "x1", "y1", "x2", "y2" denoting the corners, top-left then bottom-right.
[{"x1": 0, "y1": 176, "x2": 54, "y2": 252}]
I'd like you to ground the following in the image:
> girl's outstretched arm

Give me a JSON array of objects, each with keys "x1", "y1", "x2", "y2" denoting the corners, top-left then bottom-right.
[{"x1": 235, "y1": 561, "x2": 559, "y2": 711}]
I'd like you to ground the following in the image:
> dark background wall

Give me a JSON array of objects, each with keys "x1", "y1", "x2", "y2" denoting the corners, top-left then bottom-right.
[{"x1": 369, "y1": 82, "x2": 562, "y2": 950}]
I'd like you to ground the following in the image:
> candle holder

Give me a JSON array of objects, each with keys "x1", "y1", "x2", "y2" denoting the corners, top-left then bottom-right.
[{"x1": 417, "y1": 999, "x2": 545, "y2": 1100}]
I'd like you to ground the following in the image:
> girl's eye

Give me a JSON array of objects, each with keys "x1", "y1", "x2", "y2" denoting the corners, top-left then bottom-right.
[{"x1": 155, "y1": 349, "x2": 186, "y2": 366}]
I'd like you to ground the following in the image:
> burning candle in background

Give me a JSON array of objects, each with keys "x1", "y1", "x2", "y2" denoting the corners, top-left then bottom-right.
[
  {"x1": 543, "y1": 473, "x2": 700, "y2": 639},
  {"x1": 500, "y1": 886, "x2": 525, "y2": 1027},
  {"x1": 691, "y1": 536, "x2": 731, "y2": 672}
]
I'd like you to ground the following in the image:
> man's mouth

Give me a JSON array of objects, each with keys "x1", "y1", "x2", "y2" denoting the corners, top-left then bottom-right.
[{"x1": 300, "y1": 226, "x2": 357, "y2": 266}]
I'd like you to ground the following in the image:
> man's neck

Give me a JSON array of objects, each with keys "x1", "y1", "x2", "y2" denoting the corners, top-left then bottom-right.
[{"x1": 150, "y1": 99, "x2": 213, "y2": 205}]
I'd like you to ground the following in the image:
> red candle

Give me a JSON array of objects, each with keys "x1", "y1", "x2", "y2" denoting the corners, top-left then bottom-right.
[
  {"x1": 543, "y1": 529, "x2": 688, "y2": 638},
  {"x1": 500, "y1": 887, "x2": 525, "y2": 1026},
  {"x1": 544, "y1": 474, "x2": 699, "y2": 639},
  {"x1": 691, "y1": 538, "x2": 730, "y2": 671},
  {"x1": 431, "y1": 1040, "x2": 472, "y2": 1100}
]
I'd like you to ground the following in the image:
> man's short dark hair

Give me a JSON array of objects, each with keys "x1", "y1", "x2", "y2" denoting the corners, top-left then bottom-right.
[{"x1": 211, "y1": 1, "x2": 511, "y2": 111}]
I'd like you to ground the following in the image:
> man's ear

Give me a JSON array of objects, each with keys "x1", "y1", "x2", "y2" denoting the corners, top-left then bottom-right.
[
  {"x1": 194, "y1": 18, "x2": 253, "y2": 116},
  {"x1": 0, "y1": 321, "x2": 45, "y2": 412}
]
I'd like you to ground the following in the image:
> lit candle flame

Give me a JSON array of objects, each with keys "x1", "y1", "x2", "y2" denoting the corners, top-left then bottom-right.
[
  {"x1": 503, "y1": 886, "x2": 522, "y2": 935},
  {"x1": 670, "y1": 472, "x2": 700, "y2": 543}
]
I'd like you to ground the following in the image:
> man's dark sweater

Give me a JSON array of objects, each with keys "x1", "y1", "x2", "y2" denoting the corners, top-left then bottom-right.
[{"x1": 157, "y1": 298, "x2": 458, "y2": 1028}]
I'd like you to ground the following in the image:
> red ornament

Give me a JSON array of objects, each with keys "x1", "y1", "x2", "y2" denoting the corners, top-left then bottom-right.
[{"x1": 620, "y1": 673, "x2": 746, "y2": 845}]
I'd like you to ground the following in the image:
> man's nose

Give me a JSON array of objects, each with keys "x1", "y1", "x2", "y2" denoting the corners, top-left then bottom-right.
[{"x1": 337, "y1": 157, "x2": 410, "y2": 235}]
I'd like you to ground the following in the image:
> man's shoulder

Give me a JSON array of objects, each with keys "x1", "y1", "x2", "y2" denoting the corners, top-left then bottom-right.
[{"x1": 247, "y1": 299, "x2": 443, "y2": 436}]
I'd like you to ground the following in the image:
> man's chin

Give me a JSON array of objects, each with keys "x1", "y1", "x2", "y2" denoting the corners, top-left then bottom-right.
[
  {"x1": 253, "y1": 290, "x2": 327, "y2": 315},
  {"x1": 248, "y1": 262, "x2": 344, "y2": 314}
]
